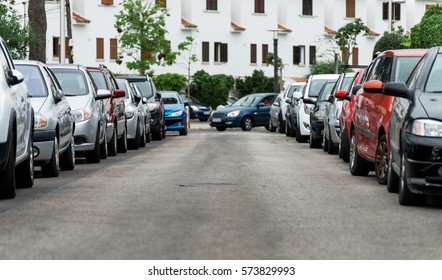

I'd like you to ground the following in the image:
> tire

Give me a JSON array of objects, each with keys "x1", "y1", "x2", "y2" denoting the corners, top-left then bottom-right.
[
  {"x1": 16, "y1": 132, "x2": 34, "y2": 189},
  {"x1": 277, "y1": 114, "x2": 285, "y2": 134},
  {"x1": 140, "y1": 124, "x2": 146, "y2": 148},
  {"x1": 107, "y1": 127, "x2": 118, "y2": 156},
  {"x1": 100, "y1": 129, "x2": 108, "y2": 159},
  {"x1": 117, "y1": 127, "x2": 128, "y2": 153},
  {"x1": 349, "y1": 131, "x2": 370, "y2": 176},
  {"x1": 162, "y1": 124, "x2": 166, "y2": 139},
  {"x1": 152, "y1": 126, "x2": 162, "y2": 141},
  {"x1": 327, "y1": 135, "x2": 339, "y2": 154},
  {"x1": 340, "y1": 127, "x2": 350, "y2": 163},
  {"x1": 323, "y1": 133, "x2": 329, "y2": 152},
  {"x1": 129, "y1": 121, "x2": 141, "y2": 150},
  {"x1": 285, "y1": 120, "x2": 291, "y2": 136},
  {"x1": 309, "y1": 132, "x2": 321, "y2": 148},
  {"x1": 199, "y1": 118, "x2": 208, "y2": 122},
  {"x1": 216, "y1": 127, "x2": 227, "y2": 132},
  {"x1": 241, "y1": 116, "x2": 253, "y2": 131},
  {"x1": 295, "y1": 124, "x2": 302, "y2": 142},
  {"x1": 145, "y1": 125, "x2": 152, "y2": 143},
  {"x1": 387, "y1": 147, "x2": 399, "y2": 193},
  {"x1": 269, "y1": 118, "x2": 276, "y2": 132},
  {"x1": 0, "y1": 127, "x2": 16, "y2": 199},
  {"x1": 399, "y1": 153, "x2": 426, "y2": 206},
  {"x1": 86, "y1": 128, "x2": 101, "y2": 163},
  {"x1": 41, "y1": 137, "x2": 60, "y2": 178},
  {"x1": 375, "y1": 135, "x2": 389, "y2": 185},
  {"x1": 179, "y1": 124, "x2": 188, "y2": 136},
  {"x1": 60, "y1": 136, "x2": 75, "y2": 171}
]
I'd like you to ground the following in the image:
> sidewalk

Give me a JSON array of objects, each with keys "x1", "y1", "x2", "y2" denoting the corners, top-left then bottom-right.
[{"x1": 189, "y1": 120, "x2": 212, "y2": 130}]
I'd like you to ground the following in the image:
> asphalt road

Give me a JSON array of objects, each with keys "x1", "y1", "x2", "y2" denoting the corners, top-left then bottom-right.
[{"x1": 1, "y1": 123, "x2": 442, "y2": 260}]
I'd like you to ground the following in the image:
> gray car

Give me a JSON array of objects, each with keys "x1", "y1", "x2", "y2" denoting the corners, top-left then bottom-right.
[
  {"x1": 49, "y1": 64, "x2": 110, "y2": 163},
  {"x1": 116, "y1": 78, "x2": 151, "y2": 149},
  {"x1": 16, "y1": 61, "x2": 75, "y2": 177}
]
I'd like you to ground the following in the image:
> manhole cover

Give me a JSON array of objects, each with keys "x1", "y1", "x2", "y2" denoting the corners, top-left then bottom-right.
[{"x1": 179, "y1": 183, "x2": 240, "y2": 188}]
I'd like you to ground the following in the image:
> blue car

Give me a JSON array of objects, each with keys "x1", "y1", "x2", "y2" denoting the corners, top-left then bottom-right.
[
  {"x1": 180, "y1": 93, "x2": 212, "y2": 121},
  {"x1": 209, "y1": 93, "x2": 277, "y2": 131},
  {"x1": 161, "y1": 91, "x2": 188, "y2": 136}
]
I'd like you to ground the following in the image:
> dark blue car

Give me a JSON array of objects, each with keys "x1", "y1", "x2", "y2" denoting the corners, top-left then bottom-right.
[
  {"x1": 209, "y1": 93, "x2": 277, "y2": 131},
  {"x1": 161, "y1": 91, "x2": 188, "y2": 136}
]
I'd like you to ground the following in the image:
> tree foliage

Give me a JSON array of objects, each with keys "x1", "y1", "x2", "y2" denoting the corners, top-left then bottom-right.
[
  {"x1": 153, "y1": 73, "x2": 186, "y2": 92},
  {"x1": 190, "y1": 70, "x2": 234, "y2": 109},
  {"x1": 334, "y1": 18, "x2": 370, "y2": 64},
  {"x1": 235, "y1": 70, "x2": 274, "y2": 97},
  {"x1": 309, "y1": 61, "x2": 336, "y2": 76},
  {"x1": 373, "y1": 26, "x2": 406, "y2": 56},
  {"x1": 410, "y1": 5, "x2": 442, "y2": 49}
]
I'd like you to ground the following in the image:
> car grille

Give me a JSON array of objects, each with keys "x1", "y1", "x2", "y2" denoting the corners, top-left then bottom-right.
[{"x1": 211, "y1": 112, "x2": 225, "y2": 118}]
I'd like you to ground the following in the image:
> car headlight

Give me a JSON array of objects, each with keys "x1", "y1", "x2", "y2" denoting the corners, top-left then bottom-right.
[
  {"x1": 170, "y1": 111, "x2": 182, "y2": 117},
  {"x1": 412, "y1": 119, "x2": 442, "y2": 137},
  {"x1": 304, "y1": 104, "x2": 315, "y2": 115},
  {"x1": 227, "y1": 110, "x2": 240, "y2": 118},
  {"x1": 147, "y1": 103, "x2": 159, "y2": 112},
  {"x1": 34, "y1": 113, "x2": 47, "y2": 128},
  {"x1": 72, "y1": 108, "x2": 91, "y2": 122},
  {"x1": 191, "y1": 105, "x2": 198, "y2": 110}
]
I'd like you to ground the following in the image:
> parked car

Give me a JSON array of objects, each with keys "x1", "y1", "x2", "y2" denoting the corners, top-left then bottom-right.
[
  {"x1": 382, "y1": 46, "x2": 442, "y2": 205},
  {"x1": 87, "y1": 65, "x2": 127, "y2": 156},
  {"x1": 0, "y1": 38, "x2": 34, "y2": 199},
  {"x1": 49, "y1": 64, "x2": 109, "y2": 163},
  {"x1": 279, "y1": 82, "x2": 305, "y2": 134},
  {"x1": 179, "y1": 93, "x2": 212, "y2": 121},
  {"x1": 284, "y1": 89, "x2": 305, "y2": 138},
  {"x1": 308, "y1": 81, "x2": 337, "y2": 148},
  {"x1": 322, "y1": 71, "x2": 356, "y2": 154},
  {"x1": 209, "y1": 93, "x2": 277, "y2": 131},
  {"x1": 335, "y1": 68, "x2": 366, "y2": 163},
  {"x1": 119, "y1": 76, "x2": 166, "y2": 141},
  {"x1": 16, "y1": 61, "x2": 75, "y2": 177},
  {"x1": 268, "y1": 93, "x2": 284, "y2": 133},
  {"x1": 161, "y1": 91, "x2": 188, "y2": 135},
  {"x1": 349, "y1": 49, "x2": 426, "y2": 185},
  {"x1": 294, "y1": 74, "x2": 339, "y2": 143},
  {"x1": 116, "y1": 78, "x2": 151, "y2": 149}
]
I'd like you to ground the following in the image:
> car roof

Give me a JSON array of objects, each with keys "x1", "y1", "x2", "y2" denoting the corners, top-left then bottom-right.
[
  {"x1": 118, "y1": 76, "x2": 151, "y2": 82},
  {"x1": 310, "y1": 74, "x2": 340, "y2": 80},
  {"x1": 47, "y1": 63, "x2": 85, "y2": 70},
  {"x1": 379, "y1": 49, "x2": 427, "y2": 57},
  {"x1": 15, "y1": 60, "x2": 44, "y2": 67}
]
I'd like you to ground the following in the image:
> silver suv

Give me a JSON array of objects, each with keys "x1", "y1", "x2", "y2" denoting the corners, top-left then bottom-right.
[{"x1": 0, "y1": 38, "x2": 34, "y2": 199}]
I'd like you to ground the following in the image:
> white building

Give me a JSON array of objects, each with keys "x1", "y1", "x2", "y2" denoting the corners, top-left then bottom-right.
[{"x1": 24, "y1": 0, "x2": 442, "y2": 86}]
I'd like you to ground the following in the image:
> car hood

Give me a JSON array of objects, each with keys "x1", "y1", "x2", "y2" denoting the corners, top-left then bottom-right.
[
  {"x1": 30, "y1": 97, "x2": 48, "y2": 113},
  {"x1": 66, "y1": 95, "x2": 91, "y2": 111},
  {"x1": 213, "y1": 106, "x2": 246, "y2": 114},
  {"x1": 419, "y1": 93, "x2": 442, "y2": 120},
  {"x1": 164, "y1": 104, "x2": 184, "y2": 112}
]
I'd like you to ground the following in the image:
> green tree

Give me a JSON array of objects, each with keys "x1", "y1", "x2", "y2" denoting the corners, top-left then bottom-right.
[
  {"x1": 190, "y1": 70, "x2": 234, "y2": 109},
  {"x1": 309, "y1": 61, "x2": 336, "y2": 76},
  {"x1": 153, "y1": 73, "x2": 186, "y2": 92},
  {"x1": 410, "y1": 5, "x2": 442, "y2": 48},
  {"x1": 373, "y1": 25, "x2": 406, "y2": 56},
  {"x1": 334, "y1": 18, "x2": 370, "y2": 64},
  {"x1": 0, "y1": 0, "x2": 34, "y2": 59},
  {"x1": 235, "y1": 70, "x2": 274, "y2": 97}
]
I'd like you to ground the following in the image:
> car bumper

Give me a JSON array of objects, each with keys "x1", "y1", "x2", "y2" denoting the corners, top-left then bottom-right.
[
  {"x1": 191, "y1": 109, "x2": 212, "y2": 119},
  {"x1": 165, "y1": 117, "x2": 186, "y2": 131},
  {"x1": 33, "y1": 129, "x2": 56, "y2": 164},
  {"x1": 328, "y1": 118, "x2": 341, "y2": 144},
  {"x1": 310, "y1": 119, "x2": 324, "y2": 140},
  {"x1": 404, "y1": 133, "x2": 442, "y2": 196},
  {"x1": 73, "y1": 120, "x2": 98, "y2": 152},
  {"x1": 209, "y1": 117, "x2": 241, "y2": 128}
]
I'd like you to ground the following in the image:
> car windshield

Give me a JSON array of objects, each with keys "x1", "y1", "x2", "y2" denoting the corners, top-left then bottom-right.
[
  {"x1": 308, "y1": 79, "x2": 332, "y2": 97},
  {"x1": 132, "y1": 81, "x2": 153, "y2": 99},
  {"x1": 317, "y1": 82, "x2": 336, "y2": 102},
  {"x1": 288, "y1": 84, "x2": 305, "y2": 96},
  {"x1": 51, "y1": 68, "x2": 88, "y2": 96},
  {"x1": 395, "y1": 56, "x2": 422, "y2": 83},
  {"x1": 89, "y1": 71, "x2": 107, "y2": 90},
  {"x1": 161, "y1": 92, "x2": 181, "y2": 104},
  {"x1": 425, "y1": 54, "x2": 442, "y2": 93},
  {"x1": 16, "y1": 65, "x2": 48, "y2": 98},
  {"x1": 231, "y1": 95, "x2": 262, "y2": 107}
]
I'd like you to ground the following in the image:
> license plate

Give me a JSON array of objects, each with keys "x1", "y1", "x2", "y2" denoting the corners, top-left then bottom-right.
[
  {"x1": 212, "y1": 118, "x2": 222, "y2": 123},
  {"x1": 203, "y1": 111, "x2": 211, "y2": 115}
]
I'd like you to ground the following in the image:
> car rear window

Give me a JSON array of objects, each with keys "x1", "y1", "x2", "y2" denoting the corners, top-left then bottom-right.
[
  {"x1": 50, "y1": 68, "x2": 88, "y2": 96},
  {"x1": 16, "y1": 64, "x2": 48, "y2": 98}
]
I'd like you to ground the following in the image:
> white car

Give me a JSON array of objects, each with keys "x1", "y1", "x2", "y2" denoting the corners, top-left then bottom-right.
[
  {"x1": 0, "y1": 38, "x2": 34, "y2": 199},
  {"x1": 295, "y1": 74, "x2": 339, "y2": 143}
]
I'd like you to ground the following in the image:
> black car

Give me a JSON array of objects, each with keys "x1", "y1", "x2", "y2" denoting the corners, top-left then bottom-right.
[
  {"x1": 307, "y1": 81, "x2": 336, "y2": 148},
  {"x1": 119, "y1": 76, "x2": 166, "y2": 140},
  {"x1": 179, "y1": 93, "x2": 212, "y2": 121},
  {"x1": 383, "y1": 46, "x2": 442, "y2": 206}
]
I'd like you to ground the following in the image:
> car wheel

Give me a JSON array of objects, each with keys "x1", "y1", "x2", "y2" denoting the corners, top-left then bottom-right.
[
  {"x1": 349, "y1": 131, "x2": 370, "y2": 176},
  {"x1": 162, "y1": 124, "x2": 166, "y2": 139},
  {"x1": 117, "y1": 127, "x2": 128, "y2": 153},
  {"x1": 295, "y1": 124, "x2": 302, "y2": 142},
  {"x1": 179, "y1": 124, "x2": 188, "y2": 136},
  {"x1": 375, "y1": 134, "x2": 389, "y2": 185},
  {"x1": 322, "y1": 132, "x2": 329, "y2": 152},
  {"x1": 277, "y1": 114, "x2": 285, "y2": 134},
  {"x1": 399, "y1": 152, "x2": 426, "y2": 206},
  {"x1": 146, "y1": 125, "x2": 152, "y2": 143},
  {"x1": 285, "y1": 120, "x2": 291, "y2": 137},
  {"x1": 60, "y1": 136, "x2": 75, "y2": 171},
  {"x1": 340, "y1": 127, "x2": 350, "y2": 163},
  {"x1": 269, "y1": 118, "x2": 276, "y2": 132},
  {"x1": 16, "y1": 131, "x2": 35, "y2": 189},
  {"x1": 387, "y1": 147, "x2": 399, "y2": 193},
  {"x1": 290, "y1": 121, "x2": 296, "y2": 137},
  {"x1": 129, "y1": 121, "x2": 141, "y2": 150},
  {"x1": 309, "y1": 132, "x2": 320, "y2": 148},
  {"x1": 107, "y1": 127, "x2": 118, "y2": 156},
  {"x1": 41, "y1": 137, "x2": 60, "y2": 178},
  {"x1": 241, "y1": 116, "x2": 253, "y2": 131},
  {"x1": 0, "y1": 127, "x2": 16, "y2": 199},
  {"x1": 86, "y1": 128, "x2": 102, "y2": 163},
  {"x1": 216, "y1": 127, "x2": 227, "y2": 132},
  {"x1": 100, "y1": 128, "x2": 108, "y2": 159}
]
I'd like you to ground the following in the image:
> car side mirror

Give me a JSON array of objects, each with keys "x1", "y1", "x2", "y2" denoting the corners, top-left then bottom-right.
[
  {"x1": 156, "y1": 92, "x2": 162, "y2": 100},
  {"x1": 8, "y1": 69, "x2": 24, "y2": 86},
  {"x1": 142, "y1": 97, "x2": 148, "y2": 104},
  {"x1": 383, "y1": 82, "x2": 412, "y2": 99},
  {"x1": 54, "y1": 89, "x2": 63, "y2": 103},
  {"x1": 285, "y1": 98, "x2": 292, "y2": 105},
  {"x1": 335, "y1": 89, "x2": 349, "y2": 101},
  {"x1": 96, "y1": 89, "x2": 112, "y2": 100},
  {"x1": 303, "y1": 97, "x2": 316, "y2": 105},
  {"x1": 363, "y1": 80, "x2": 383, "y2": 94},
  {"x1": 113, "y1": 89, "x2": 125, "y2": 98}
]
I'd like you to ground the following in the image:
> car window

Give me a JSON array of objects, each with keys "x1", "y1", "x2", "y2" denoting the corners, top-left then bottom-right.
[
  {"x1": 161, "y1": 92, "x2": 181, "y2": 104},
  {"x1": 116, "y1": 80, "x2": 131, "y2": 100},
  {"x1": 366, "y1": 58, "x2": 382, "y2": 82},
  {"x1": 0, "y1": 45, "x2": 12, "y2": 83},
  {"x1": 89, "y1": 71, "x2": 107, "y2": 90},
  {"x1": 308, "y1": 79, "x2": 332, "y2": 97},
  {"x1": 132, "y1": 81, "x2": 153, "y2": 99},
  {"x1": 232, "y1": 95, "x2": 260, "y2": 107},
  {"x1": 51, "y1": 69, "x2": 88, "y2": 96},
  {"x1": 395, "y1": 56, "x2": 422, "y2": 83},
  {"x1": 379, "y1": 57, "x2": 393, "y2": 83},
  {"x1": 425, "y1": 54, "x2": 442, "y2": 93},
  {"x1": 317, "y1": 82, "x2": 336, "y2": 102},
  {"x1": 16, "y1": 65, "x2": 48, "y2": 97}
]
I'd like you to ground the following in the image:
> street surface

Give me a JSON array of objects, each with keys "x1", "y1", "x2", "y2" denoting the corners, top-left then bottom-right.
[{"x1": 1, "y1": 122, "x2": 442, "y2": 259}]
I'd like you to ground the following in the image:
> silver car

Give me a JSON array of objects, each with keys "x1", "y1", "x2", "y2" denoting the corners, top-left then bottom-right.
[
  {"x1": 16, "y1": 61, "x2": 75, "y2": 177},
  {"x1": 49, "y1": 64, "x2": 110, "y2": 163},
  {"x1": 116, "y1": 78, "x2": 151, "y2": 149}
]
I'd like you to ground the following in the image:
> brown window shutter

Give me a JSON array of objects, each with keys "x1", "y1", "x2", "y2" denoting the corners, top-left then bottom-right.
[
  {"x1": 393, "y1": 3, "x2": 401, "y2": 20},
  {"x1": 352, "y1": 47, "x2": 359, "y2": 65},
  {"x1": 382, "y1": 2, "x2": 388, "y2": 20},
  {"x1": 255, "y1": 0, "x2": 265, "y2": 13},
  {"x1": 309, "y1": 46, "x2": 316, "y2": 65},
  {"x1": 53, "y1": 37, "x2": 60, "y2": 58},
  {"x1": 346, "y1": 0, "x2": 355, "y2": 18},
  {"x1": 221, "y1": 43, "x2": 228, "y2": 62},
  {"x1": 110, "y1": 39, "x2": 118, "y2": 60},
  {"x1": 202, "y1": 42, "x2": 209, "y2": 62},
  {"x1": 206, "y1": 0, "x2": 217, "y2": 11},
  {"x1": 251, "y1": 44, "x2": 257, "y2": 64},
  {"x1": 262, "y1": 44, "x2": 268, "y2": 64},
  {"x1": 156, "y1": 0, "x2": 166, "y2": 8},
  {"x1": 302, "y1": 0, "x2": 313, "y2": 16},
  {"x1": 96, "y1": 38, "x2": 104, "y2": 59},
  {"x1": 101, "y1": 0, "x2": 113, "y2": 5},
  {"x1": 293, "y1": 46, "x2": 300, "y2": 64}
]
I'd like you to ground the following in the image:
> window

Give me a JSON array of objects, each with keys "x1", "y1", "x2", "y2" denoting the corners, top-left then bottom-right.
[
  {"x1": 250, "y1": 44, "x2": 257, "y2": 64},
  {"x1": 155, "y1": 0, "x2": 166, "y2": 8},
  {"x1": 302, "y1": 0, "x2": 313, "y2": 16},
  {"x1": 202, "y1": 41, "x2": 210, "y2": 62},
  {"x1": 101, "y1": 0, "x2": 113, "y2": 5},
  {"x1": 206, "y1": 0, "x2": 217, "y2": 11},
  {"x1": 262, "y1": 44, "x2": 268, "y2": 64},
  {"x1": 110, "y1": 38, "x2": 118, "y2": 60},
  {"x1": 293, "y1": 46, "x2": 305, "y2": 65},
  {"x1": 214, "y1": 42, "x2": 228, "y2": 63},
  {"x1": 383, "y1": 2, "x2": 401, "y2": 20},
  {"x1": 309, "y1": 46, "x2": 316, "y2": 65},
  {"x1": 346, "y1": 0, "x2": 355, "y2": 18},
  {"x1": 255, "y1": 0, "x2": 265, "y2": 13},
  {"x1": 96, "y1": 38, "x2": 104, "y2": 60},
  {"x1": 52, "y1": 37, "x2": 70, "y2": 58},
  {"x1": 352, "y1": 47, "x2": 358, "y2": 65}
]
